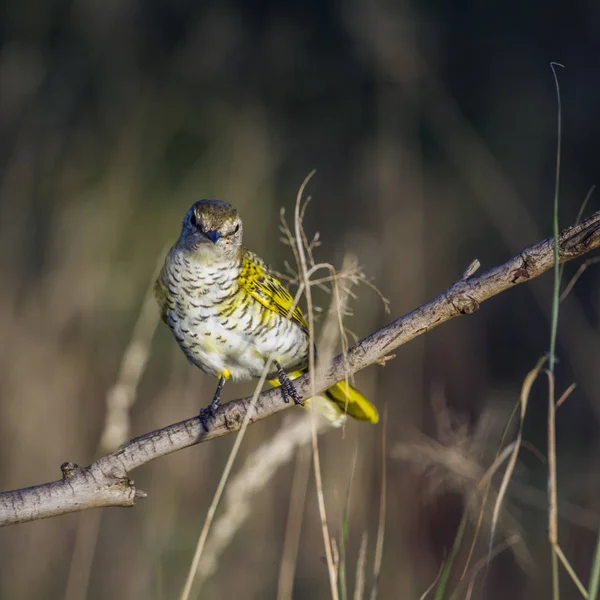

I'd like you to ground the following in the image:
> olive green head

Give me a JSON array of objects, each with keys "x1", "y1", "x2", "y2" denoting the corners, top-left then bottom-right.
[{"x1": 179, "y1": 199, "x2": 243, "y2": 257}]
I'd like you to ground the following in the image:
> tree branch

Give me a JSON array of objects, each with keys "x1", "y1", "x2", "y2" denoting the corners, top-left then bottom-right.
[{"x1": 2, "y1": 209, "x2": 600, "y2": 527}]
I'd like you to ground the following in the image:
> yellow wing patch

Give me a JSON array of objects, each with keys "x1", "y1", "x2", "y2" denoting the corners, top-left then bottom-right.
[{"x1": 239, "y1": 249, "x2": 308, "y2": 332}]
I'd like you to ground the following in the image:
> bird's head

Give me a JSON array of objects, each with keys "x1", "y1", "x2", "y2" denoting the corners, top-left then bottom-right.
[{"x1": 178, "y1": 199, "x2": 243, "y2": 259}]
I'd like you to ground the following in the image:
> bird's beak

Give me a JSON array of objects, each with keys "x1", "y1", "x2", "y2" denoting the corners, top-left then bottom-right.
[{"x1": 205, "y1": 230, "x2": 220, "y2": 244}]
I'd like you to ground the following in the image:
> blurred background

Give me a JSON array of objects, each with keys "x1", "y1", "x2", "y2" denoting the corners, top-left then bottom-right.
[{"x1": 0, "y1": 0, "x2": 599, "y2": 598}]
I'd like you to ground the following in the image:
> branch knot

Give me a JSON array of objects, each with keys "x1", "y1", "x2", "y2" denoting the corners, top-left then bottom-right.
[
  {"x1": 451, "y1": 294, "x2": 480, "y2": 315},
  {"x1": 560, "y1": 222, "x2": 600, "y2": 257},
  {"x1": 61, "y1": 462, "x2": 79, "y2": 480}
]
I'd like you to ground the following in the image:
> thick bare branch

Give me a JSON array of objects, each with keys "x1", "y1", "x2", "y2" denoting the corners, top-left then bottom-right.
[{"x1": 2, "y1": 209, "x2": 600, "y2": 527}]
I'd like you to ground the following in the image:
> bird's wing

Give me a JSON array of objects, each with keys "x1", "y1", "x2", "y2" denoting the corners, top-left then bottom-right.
[
  {"x1": 153, "y1": 266, "x2": 173, "y2": 324},
  {"x1": 239, "y1": 249, "x2": 309, "y2": 332}
]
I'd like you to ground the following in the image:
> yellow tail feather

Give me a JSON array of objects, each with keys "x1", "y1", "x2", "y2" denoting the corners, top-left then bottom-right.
[
  {"x1": 324, "y1": 380, "x2": 379, "y2": 423},
  {"x1": 268, "y1": 369, "x2": 379, "y2": 424}
]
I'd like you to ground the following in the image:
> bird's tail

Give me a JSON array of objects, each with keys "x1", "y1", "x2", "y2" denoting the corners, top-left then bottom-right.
[{"x1": 269, "y1": 369, "x2": 379, "y2": 425}]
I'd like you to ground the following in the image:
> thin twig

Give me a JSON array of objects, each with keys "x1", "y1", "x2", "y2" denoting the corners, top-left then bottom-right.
[
  {"x1": 558, "y1": 184, "x2": 595, "y2": 294},
  {"x1": 559, "y1": 257, "x2": 600, "y2": 302},
  {"x1": 576, "y1": 185, "x2": 596, "y2": 228}
]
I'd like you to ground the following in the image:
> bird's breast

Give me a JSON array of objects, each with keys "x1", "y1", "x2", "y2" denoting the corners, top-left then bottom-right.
[{"x1": 161, "y1": 252, "x2": 309, "y2": 380}]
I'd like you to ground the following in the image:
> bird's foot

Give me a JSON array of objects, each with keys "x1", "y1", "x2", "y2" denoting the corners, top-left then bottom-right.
[
  {"x1": 275, "y1": 362, "x2": 303, "y2": 406},
  {"x1": 199, "y1": 395, "x2": 221, "y2": 431},
  {"x1": 199, "y1": 375, "x2": 226, "y2": 431}
]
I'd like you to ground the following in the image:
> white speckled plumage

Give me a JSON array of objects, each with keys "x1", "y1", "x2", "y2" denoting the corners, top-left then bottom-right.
[{"x1": 158, "y1": 244, "x2": 309, "y2": 380}]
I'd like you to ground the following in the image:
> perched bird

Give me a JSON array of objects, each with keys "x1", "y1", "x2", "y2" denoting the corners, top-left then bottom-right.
[{"x1": 154, "y1": 199, "x2": 378, "y2": 427}]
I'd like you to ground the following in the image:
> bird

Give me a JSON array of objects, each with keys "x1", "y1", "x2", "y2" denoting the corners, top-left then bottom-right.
[{"x1": 154, "y1": 199, "x2": 378, "y2": 428}]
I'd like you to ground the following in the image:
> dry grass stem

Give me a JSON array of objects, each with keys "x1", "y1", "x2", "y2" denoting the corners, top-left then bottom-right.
[
  {"x1": 196, "y1": 416, "x2": 325, "y2": 590},
  {"x1": 294, "y1": 171, "x2": 339, "y2": 600},
  {"x1": 463, "y1": 397, "x2": 522, "y2": 578},
  {"x1": 556, "y1": 382, "x2": 577, "y2": 409},
  {"x1": 449, "y1": 535, "x2": 520, "y2": 600},
  {"x1": 545, "y1": 369, "x2": 560, "y2": 600},
  {"x1": 354, "y1": 532, "x2": 369, "y2": 600},
  {"x1": 278, "y1": 206, "x2": 390, "y2": 317},
  {"x1": 178, "y1": 360, "x2": 274, "y2": 600},
  {"x1": 331, "y1": 537, "x2": 341, "y2": 583},
  {"x1": 544, "y1": 371, "x2": 588, "y2": 598},
  {"x1": 369, "y1": 409, "x2": 387, "y2": 600},
  {"x1": 555, "y1": 545, "x2": 589, "y2": 598},
  {"x1": 418, "y1": 561, "x2": 445, "y2": 600},
  {"x1": 393, "y1": 395, "x2": 530, "y2": 583},
  {"x1": 277, "y1": 446, "x2": 312, "y2": 600},
  {"x1": 486, "y1": 360, "x2": 544, "y2": 572}
]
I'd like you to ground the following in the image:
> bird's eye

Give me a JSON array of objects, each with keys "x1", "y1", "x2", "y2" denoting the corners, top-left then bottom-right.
[
  {"x1": 233, "y1": 224, "x2": 240, "y2": 233},
  {"x1": 190, "y1": 212, "x2": 201, "y2": 230}
]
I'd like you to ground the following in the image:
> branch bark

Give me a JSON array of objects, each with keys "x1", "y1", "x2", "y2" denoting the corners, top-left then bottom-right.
[{"x1": 2, "y1": 209, "x2": 600, "y2": 527}]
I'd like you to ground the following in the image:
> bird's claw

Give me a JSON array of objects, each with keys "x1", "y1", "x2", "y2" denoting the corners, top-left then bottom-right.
[
  {"x1": 275, "y1": 362, "x2": 304, "y2": 406},
  {"x1": 199, "y1": 406, "x2": 216, "y2": 431},
  {"x1": 281, "y1": 378, "x2": 303, "y2": 405},
  {"x1": 199, "y1": 395, "x2": 221, "y2": 432},
  {"x1": 200, "y1": 375, "x2": 227, "y2": 431}
]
